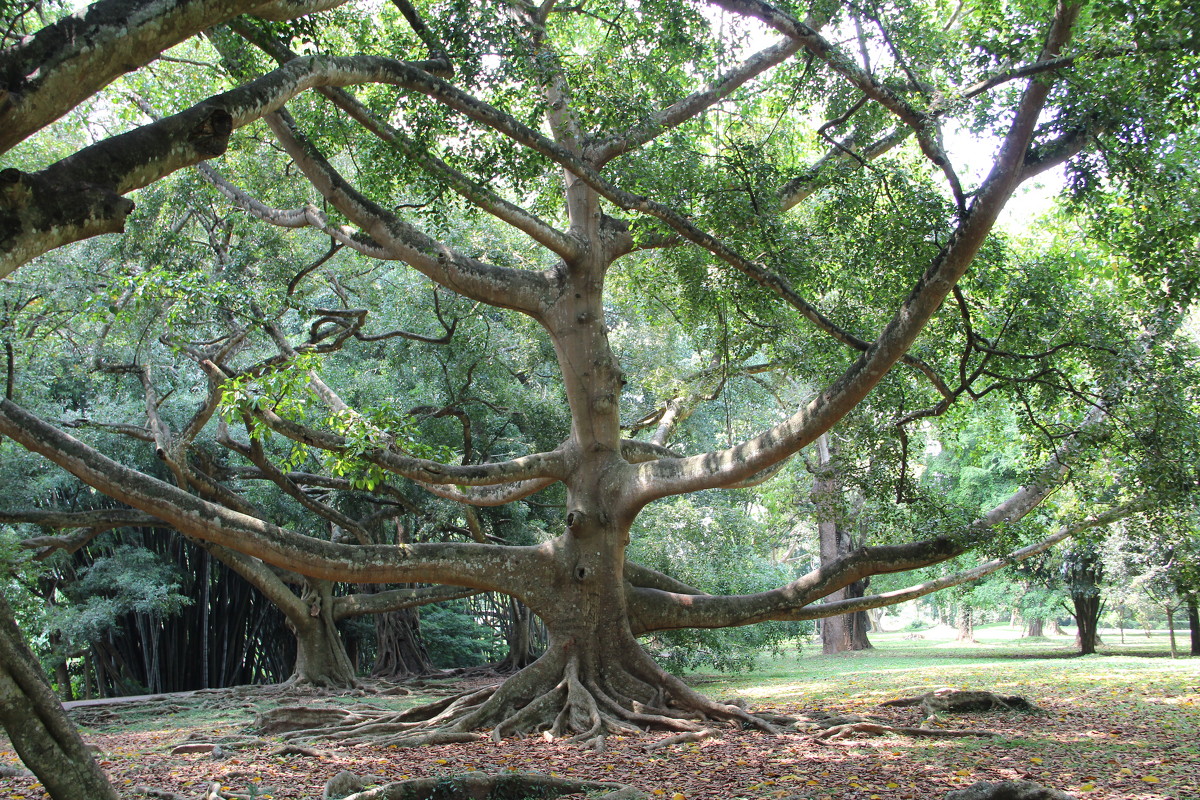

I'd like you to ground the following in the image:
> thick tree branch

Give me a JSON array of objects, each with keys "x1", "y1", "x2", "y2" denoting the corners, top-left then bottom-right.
[
  {"x1": 264, "y1": 109, "x2": 553, "y2": 316},
  {"x1": 0, "y1": 0, "x2": 250, "y2": 154},
  {"x1": 0, "y1": 398, "x2": 551, "y2": 592},
  {"x1": 332, "y1": 585, "x2": 482, "y2": 620},
  {"x1": 589, "y1": 36, "x2": 803, "y2": 166},
  {"x1": 628, "y1": 403, "x2": 1105, "y2": 632},
  {"x1": 628, "y1": 3, "x2": 1082, "y2": 502},
  {"x1": 2, "y1": 53, "x2": 452, "y2": 277},
  {"x1": 229, "y1": 25, "x2": 580, "y2": 260},
  {"x1": 793, "y1": 499, "x2": 1149, "y2": 620}
]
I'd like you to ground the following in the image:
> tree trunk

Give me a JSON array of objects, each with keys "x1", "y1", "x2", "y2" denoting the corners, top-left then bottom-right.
[
  {"x1": 372, "y1": 603, "x2": 434, "y2": 679},
  {"x1": 1025, "y1": 617, "x2": 1044, "y2": 638},
  {"x1": 1073, "y1": 595, "x2": 1101, "y2": 655},
  {"x1": 0, "y1": 591, "x2": 119, "y2": 800},
  {"x1": 1187, "y1": 596, "x2": 1200, "y2": 656},
  {"x1": 494, "y1": 598, "x2": 544, "y2": 672},
  {"x1": 956, "y1": 605, "x2": 975, "y2": 643},
  {"x1": 814, "y1": 435, "x2": 871, "y2": 653},
  {"x1": 846, "y1": 579, "x2": 873, "y2": 650},
  {"x1": 1166, "y1": 606, "x2": 1177, "y2": 658},
  {"x1": 291, "y1": 580, "x2": 358, "y2": 688}
]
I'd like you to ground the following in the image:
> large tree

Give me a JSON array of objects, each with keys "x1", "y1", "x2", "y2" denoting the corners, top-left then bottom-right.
[{"x1": 2, "y1": 0, "x2": 1198, "y2": 753}]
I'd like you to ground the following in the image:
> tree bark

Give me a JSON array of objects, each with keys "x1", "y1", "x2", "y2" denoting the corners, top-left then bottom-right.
[
  {"x1": 956, "y1": 605, "x2": 975, "y2": 643},
  {"x1": 0, "y1": 591, "x2": 119, "y2": 800},
  {"x1": 1073, "y1": 595, "x2": 1101, "y2": 655},
  {"x1": 814, "y1": 434, "x2": 871, "y2": 653},
  {"x1": 1025, "y1": 617, "x2": 1044, "y2": 638},
  {"x1": 292, "y1": 580, "x2": 359, "y2": 688}
]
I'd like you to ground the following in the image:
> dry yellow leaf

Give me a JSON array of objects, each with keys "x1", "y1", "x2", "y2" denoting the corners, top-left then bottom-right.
[
  {"x1": 954, "y1": 770, "x2": 970, "y2": 776},
  {"x1": 1030, "y1": 757, "x2": 1044, "y2": 765},
  {"x1": 672, "y1": 793, "x2": 686, "y2": 800},
  {"x1": 1141, "y1": 776, "x2": 1160, "y2": 784}
]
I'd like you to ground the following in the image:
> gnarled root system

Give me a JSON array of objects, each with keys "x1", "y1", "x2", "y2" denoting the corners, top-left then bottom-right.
[{"x1": 258, "y1": 646, "x2": 782, "y2": 750}]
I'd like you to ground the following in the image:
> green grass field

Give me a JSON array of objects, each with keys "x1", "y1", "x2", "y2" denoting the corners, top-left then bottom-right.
[{"x1": 696, "y1": 623, "x2": 1199, "y2": 706}]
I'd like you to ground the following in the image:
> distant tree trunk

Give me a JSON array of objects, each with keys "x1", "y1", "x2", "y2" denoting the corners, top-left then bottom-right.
[
  {"x1": 1166, "y1": 606, "x2": 1177, "y2": 658},
  {"x1": 372, "y1": 602, "x2": 434, "y2": 679},
  {"x1": 494, "y1": 598, "x2": 544, "y2": 672},
  {"x1": 813, "y1": 434, "x2": 871, "y2": 653},
  {"x1": 1066, "y1": 547, "x2": 1103, "y2": 655},
  {"x1": 1073, "y1": 595, "x2": 1101, "y2": 655},
  {"x1": 1187, "y1": 596, "x2": 1200, "y2": 656},
  {"x1": 48, "y1": 631, "x2": 71, "y2": 701},
  {"x1": 1050, "y1": 619, "x2": 1066, "y2": 636},
  {"x1": 1025, "y1": 617, "x2": 1044, "y2": 637},
  {"x1": 0, "y1": 591, "x2": 119, "y2": 800},
  {"x1": 956, "y1": 605, "x2": 975, "y2": 643},
  {"x1": 846, "y1": 579, "x2": 873, "y2": 651}
]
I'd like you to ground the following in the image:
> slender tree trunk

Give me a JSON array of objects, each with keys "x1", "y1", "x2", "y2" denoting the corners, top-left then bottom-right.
[
  {"x1": 1166, "y1": 606, "x2": 1177, "y2": 658},
  {"x1": 1187, "y1": 596, "x2": 1200, "y2": 656},
  {"x1": 0, "y1": 591, "x2": 119, "y2": 800}
]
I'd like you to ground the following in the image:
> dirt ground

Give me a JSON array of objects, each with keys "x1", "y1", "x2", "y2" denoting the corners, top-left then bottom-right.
[{"x1": 2, "y1": 671, "x2": 1197, "y2": 800}]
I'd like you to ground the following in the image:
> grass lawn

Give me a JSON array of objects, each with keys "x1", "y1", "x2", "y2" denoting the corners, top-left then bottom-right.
[{"x1": 1, "y1": 623, "x2": 1196, "y2": 799}]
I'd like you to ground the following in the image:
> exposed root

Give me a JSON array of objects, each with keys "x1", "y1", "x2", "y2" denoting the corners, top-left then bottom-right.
[
  {"x1": 169, "y1": 734, "x2": 269, "y2": 754},
  {"x1": 252, "y1": 645, "x2": 785, "y2": 747},
  {"x1": 268, "y1": 743, "x2": 328, "y2": 758},
  {"x1": 880, "y1": 688, "x2": 1038, "y2": 716},
  {"x1": 135, "y1": 787, "x2": 189, "y2": 800},
  {"x1": 813, "y1": 722, "x2": 1001, "y2": 741},
  {"x1": 331, "y1": 771, "x2": 646, "y2": 800},
  {"x1": 644, "y1": 728, "x2": 719, "y2": 750}
]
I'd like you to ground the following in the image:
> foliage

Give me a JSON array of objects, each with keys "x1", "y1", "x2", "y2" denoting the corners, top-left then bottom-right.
[{"x1": 421, "y1": 599, "x2": 504, "y2": 669}]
